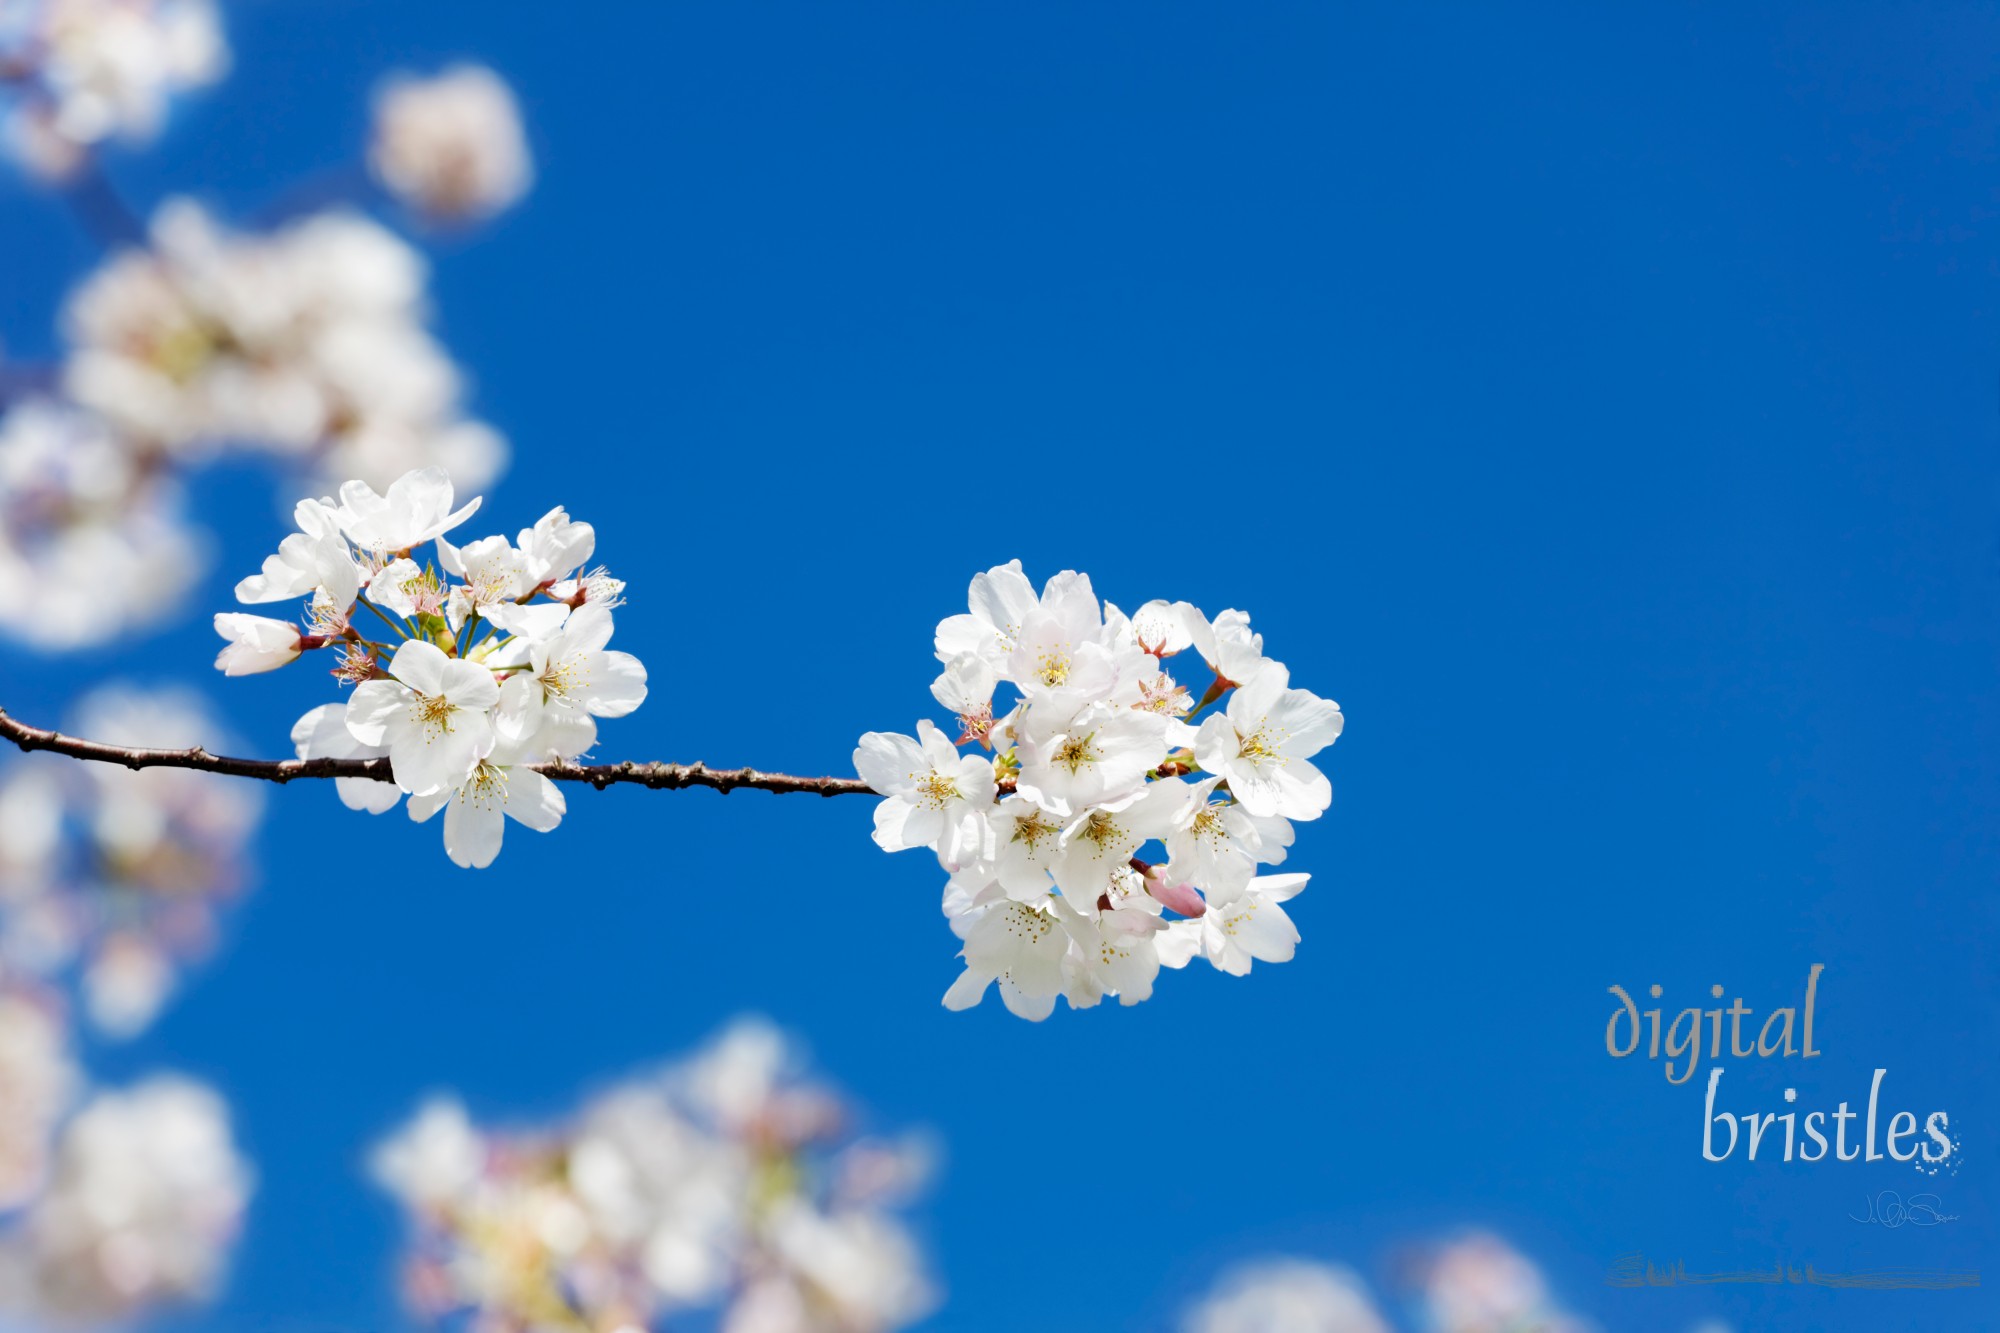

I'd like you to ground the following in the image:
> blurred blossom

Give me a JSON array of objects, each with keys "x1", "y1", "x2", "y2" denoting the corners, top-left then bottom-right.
[
  {"x1": 60, "y1": 197, "x2": 507, "y2": 492},
  {"x1": 1187, "y1": 1235, "x2": 1611, "y2": 1333},
  {"x1": 0, "y1": 0, "x2": 227, "y2": 180},
  {"x1": 0, "y1": 1075, "x2": 251, "y2": 1321},
  {"x1": 0, "y1": 684, "x2": 262, "y2": 1037},
  {"x1": 1182, "y1": 1260, "x2": 1391, "y2": 1333},
  {"x1": 0, "y1": 398, "x2": 205, "y2": 650},
  {"x1": 1413, "y1": 1232, "x2": 1592, "y2": 1333},
  {"x1": 373, "y1": 1018, "x2": 940, "y2": 1333},
  {"x1": 371, "y1": 63, "x2": 533, "y2": 222},
  {"x1": 0, "y1": 987, "x2": 76, "y2": 1212}
]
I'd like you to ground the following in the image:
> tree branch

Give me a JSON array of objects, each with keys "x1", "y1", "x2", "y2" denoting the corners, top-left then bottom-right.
[{"x1": 0, "y1": 707, "x2": 876, "y2": 797}]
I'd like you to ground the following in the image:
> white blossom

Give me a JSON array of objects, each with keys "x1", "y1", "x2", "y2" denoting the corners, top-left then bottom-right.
[
  {"x1": 0, "y1": 0, "x2": 227, "y2": 180},
  {"x1": 406, "y1": 726, "x2": 569, "y2": 870},
  {"x1": 1189, "y1": 606, "x2": 1268, "y2": 687},
  {"x1": 0, "y1": 1076, "x2": 251, "y2": 1320},
  {"x1": 1417, "y1": 1232, "x2": 1594, "y2": 1333},
  {"x1": 1182, "y1": 1260, "x2": 1391, "y2": 1333},
  {"x1": 1194, "y1": 661, "x2": 1343, "y2": 820},
  {"x1": 1158, "y1": 873, "x2": 1307, "y2": 977},
  {"x1": 61, "y1": 201, "x2": 507, "y2": 490},
  {"x1": 333, "y1": 465, "x2": 481, "y2": 555},
  {"x1": 290, "y1": 702, "x2": 399, "y2": 814},
  {"x1": 211, "y1": 468, "x2": 643, "y2": 867},
  {"x1": 0, "y1": 989, "x2": 77, "y2": 1211},
  {"x1": 374, "y1": 1020, "x2": 935, "y2": 1333},
  {"x1": 232, "y1": 496, "x2": 360, "y2": 606},
  {"x1": 345, "y1": 639, "x2": 499, "y2": 796},
  {"x1": 210, "y1": 610, "x2": 302, "y2": 675},
  {"x1": 369, "y1": 63, "x2": 533, "y2": 221},
  {"x1": 0, "y1": 399, "x2": 205, "y2": 650},
  {"x1": 0, "y1": 687, "x2": 261, "y2": 1038},
  {"x1": 940, "y1": 897, "x2": 1068, "y2": 1021},
  {"x1": 867, "y1": 561, "x2": 1343, "y2": 1018},
  {"x1": 509, "y1": 602, "x2": 649, "y2": 752},
  {"x1": 853, "y1": 720, "x2": 997, "y2": 862}
]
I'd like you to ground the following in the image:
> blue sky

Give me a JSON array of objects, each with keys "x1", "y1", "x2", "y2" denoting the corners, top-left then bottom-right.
[{"x1": 2, "y1": 1, "x2": 1996, "y2": 1328}]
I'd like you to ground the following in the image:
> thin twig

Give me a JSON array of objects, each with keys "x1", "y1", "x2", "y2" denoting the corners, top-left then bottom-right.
[
  {"x1": 59, "y1": 160, "x2": 146, "y2": 247},
  {"x1": 0, "y1": 707, "x2": 876, "y2": 798}
]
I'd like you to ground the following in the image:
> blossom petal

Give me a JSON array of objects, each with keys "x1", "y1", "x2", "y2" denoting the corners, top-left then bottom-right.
[
  {"x1": 344, "y1": 681, "x2": 407, "y2": 746},
  {"x1": 852, "y1": 732, "x2": 925, "y2": 796},
  {"x1": 386, "y1": 639, "x2": 450, "y2": 695},
  {"x1": 504, "y1": 770, "x2": 565, "y2": 832},
  {"x1": 583, "y1": 651, "x2": 647, "y2": 718}
]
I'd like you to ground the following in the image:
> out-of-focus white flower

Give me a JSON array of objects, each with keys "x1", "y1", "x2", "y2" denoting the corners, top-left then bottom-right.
[
  {"x1": 729, "y1": 1201, "x2": 938, "y2": 1333},
  {"x1": 0, "y1": 1076, "x2": 251, "y2": 1320},
  {"x1": 369, "y1": 63, "x2": 533, "y2": 222},
  {"x1": 369, "y1": 1096, "x2": 485, "y2": 1210},
  {"x1": 1182, "y1": 1259, "x2": 1391, "y2": 1333},
  {"x1": 866, "y1": 562, "x2": 1344, "y2": 1019},
  {"x1": 61, "y1": 200, "x2": 506, "y2": 491},
  {"x1": 79, "y1": 931, "x2": 172, "y2": 1036},
  {"x1": 0, "y1": 685, "x2": 261, "y2": 1039},
  {"x1": 0, "y1": 399, "x2": 205, "y2": 650},
  {"x1": 1417, "y1": 1232, "x2": 1593, "y2": 1333},
  {"x1": 0, "y1": 989, "x2": 77, "y2": 1211},
  {"x1": 375, "y1": 1019, "x2": 936, "y2": 1333},
  {"x1": 1, "y1": 0, "x2": 228, "y2": 180}
]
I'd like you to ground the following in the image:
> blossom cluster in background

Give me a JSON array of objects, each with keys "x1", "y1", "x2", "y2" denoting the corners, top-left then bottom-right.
[
  {"x1": 0, "y1": 400, "x2": 203, "y2": 650},
  {"x1": 0, "y1": 0, "x2": 226, "y2": 180},
  {"x1": 63, "y1": 197, "x2": 509, "y2": 492},
  {"x1": 858, "y1": 560, "x2": 1342, "y2": 1019},
  {"x1": 0, "y1": 982, "x2": 250, "y2": 1325},
  {"x1": 215, "y1": 466, "x2": 644, "y2": 867},
  {"x1": 0, "y1": 0, "x2": 533, "y2": 651},
  {"x1": 0, "y1": 684, "x2": 261, "y2": 1037},
  {"x1": 1182, "y1": 1233, "x2": 1599, "y2": 1333},
  {"x1": 373, "y1": 1019, "x2": 938, "y2": 1333}
]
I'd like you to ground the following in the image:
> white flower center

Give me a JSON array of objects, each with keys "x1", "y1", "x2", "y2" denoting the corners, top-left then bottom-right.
[{"x1": 913, "y1": 770, "x2": 961, "y2": 811}]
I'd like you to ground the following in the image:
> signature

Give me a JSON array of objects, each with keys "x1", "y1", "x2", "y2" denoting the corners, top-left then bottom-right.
[{"x1": 1850, "y1": 1191, "x2": 1958, "y2": 1228}]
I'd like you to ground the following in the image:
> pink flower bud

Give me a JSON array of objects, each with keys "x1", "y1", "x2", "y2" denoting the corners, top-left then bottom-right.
[{"x1": 1146, "y1": 874, "x2": 1207, "y2": 918}]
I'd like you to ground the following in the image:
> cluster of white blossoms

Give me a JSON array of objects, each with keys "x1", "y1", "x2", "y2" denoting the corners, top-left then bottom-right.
[
  {"x1": 0, "y1": 5, "x2": 534, "y2": 653},
  {"x1": 214, "y1": 466, "x2": 645, "y2": 868},
  {"x1": 373, "y1": 1019, "x2": 938, "y2": 1333},
  {"x1": 371, "y1": 63, "x2": 534, "y2": 223},
  {"x1": 0, "y1": 1072, "x2": 252, "y2": 1323},
  {"x1": 0, "y1": 399, "x2": 203, "y2": 649},
  {"x1": 0, "y1": 986, "x2": 76, "y2": 1211},
  {"x1": 62, "y1": 198, "x2": 507, "y2": 493},
  {"x1": 857, "y1": 561, "x2": 1342, "y2": 1020},
  {"x1": 1181, "y1": 1234, "x2": 1595, "y2": 1333},
  {"x1": 0, "y1": 0, "x2": 227, "y2": 179},
  {"x1": 0, "y1": 685, "x2": 262, "y2": 1036}
]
